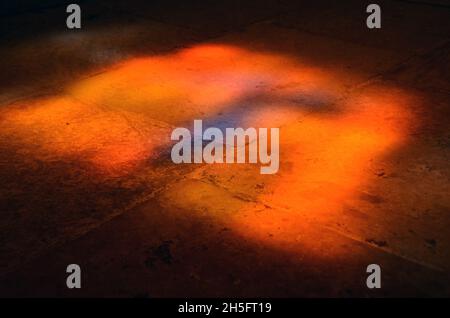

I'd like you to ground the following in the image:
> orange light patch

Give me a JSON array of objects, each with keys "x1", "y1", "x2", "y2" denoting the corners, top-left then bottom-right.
[
  {"x1": 0, "y1": 44, "x2": 417, "y2": 257},
  {"x1": 0, "y1": 97, "x2": 170, "y2": 176},
  {"x1": 229, "y1": 88, "x2": 416, "y2": 255}
]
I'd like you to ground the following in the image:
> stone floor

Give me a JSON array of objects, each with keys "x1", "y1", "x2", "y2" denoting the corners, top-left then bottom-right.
[{"x1": 0, "y1": 0, "x2": 449, "y2": 297}]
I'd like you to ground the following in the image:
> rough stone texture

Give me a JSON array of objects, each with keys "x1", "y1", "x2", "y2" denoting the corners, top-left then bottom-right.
[{"x1": 0, "y1": 0, "x2": 449, "y2": 297}]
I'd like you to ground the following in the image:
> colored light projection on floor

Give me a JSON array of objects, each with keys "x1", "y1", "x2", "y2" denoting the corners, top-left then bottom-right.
[{"x1": 0, "y1": 44, "x2": 416, "y2": 254}]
